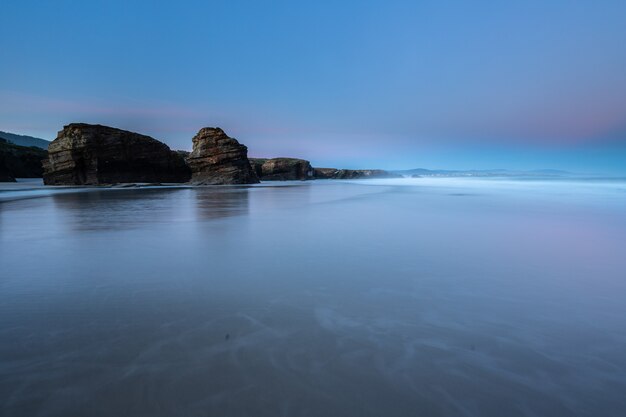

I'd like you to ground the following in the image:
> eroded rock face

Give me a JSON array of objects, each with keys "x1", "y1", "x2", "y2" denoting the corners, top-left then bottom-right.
[
  {"x1": 313, "y1": 168, "x2": 400, "y2": 179},
  {"x1": 187, "y1": 128, "x2": 259, "y2": 185},
  {"x1": 42, "y1": 124, "x2": 190, "y2": 185},
  {"x1": 249, "y1": 158, "x2": 314, "y2": 181}
]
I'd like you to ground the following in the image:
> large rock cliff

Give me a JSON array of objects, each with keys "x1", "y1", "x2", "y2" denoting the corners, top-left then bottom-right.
[
  {"x1": 42, "y1": 124, "x2": 190, "y2": 185},
  {"x1": 187, "y1": 128, "x2": 259, "y2": 185}
]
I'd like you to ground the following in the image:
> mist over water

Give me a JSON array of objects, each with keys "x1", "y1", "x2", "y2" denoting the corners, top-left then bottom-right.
[{"x1": 1, "y1": 178, "x2": 626, "y2": 417}]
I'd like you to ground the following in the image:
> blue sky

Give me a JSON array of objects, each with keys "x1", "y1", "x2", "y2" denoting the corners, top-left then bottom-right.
[{"x1": 1, "y1": 0, "x2": 625, "y2": 173}]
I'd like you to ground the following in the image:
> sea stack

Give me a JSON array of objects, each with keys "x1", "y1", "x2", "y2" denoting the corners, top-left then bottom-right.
[
  {"x1": 249, "y1": 157, "x2": 314, "y2": 181},
  {"x1": 42, "y1": 123, "x2": 190, "y2": 185},
  {"x1": 187, "y1": 127, "x2": 259, "y2": 185}
]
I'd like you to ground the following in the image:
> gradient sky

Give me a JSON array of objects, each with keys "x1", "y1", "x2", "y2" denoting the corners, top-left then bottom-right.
[{"x1": 1, "y1": 0, "x2": 625, "y2": 173}]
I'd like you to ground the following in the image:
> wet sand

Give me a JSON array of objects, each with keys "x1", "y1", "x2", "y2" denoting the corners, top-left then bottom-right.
[{"x1": 1, "y1": 178, "x2": 626, "y2": 416}]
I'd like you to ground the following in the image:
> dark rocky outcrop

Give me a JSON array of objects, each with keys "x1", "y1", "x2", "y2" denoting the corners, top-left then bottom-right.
[
  {"x1": 312, "y1": 168, "x2": 339, "y2": 179},
  {"x1": 0, "y1": 146, "x2": 15, "y2": 182},
  {"x1": 0, "y1": 138, "x2": 48, "y2": 181},
  {"x1": 250, "y1": 157, "x2": 314, "y2": 181},
  {"x1": 334, "y1": 169, "x2": 401, "y2": 179},
  {"x1": 187, "y1": 127, "x2": 259, "y2": 185},
  {"x1": 0, "y1": 170, "x2": 15, "y2": 182},
  {"x1": 175, "y1": 150, "x2": 191, "y2": 160},
  {"x1": 313, "y1": 168, "x2": 400, "y2": 179},
  {"x1": 42, "y1": 124, "x2": 190, "y2": 185}
]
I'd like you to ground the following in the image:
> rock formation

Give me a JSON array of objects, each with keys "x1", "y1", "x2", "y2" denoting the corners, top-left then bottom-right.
[
  {"x1": 0, "y1": 138, "x2": 48, "y2": 181},
  {"x1": 334, "y1": 169, "x2": 401, "y2": 179},
  {"x1": 311, "y1": 167, "x2": 339, "y2": 179},
  {"x1": 249, "y1": 158, "x2": 314, "y2": 181},
  {"x1": 42, "y1": 124, "x2": 190, "y2": 185},
  {"x1": 187, "y1": 127, "x2": 259, "y2": 185},
  {"x1": 0, "y1": 170, "x2": 14, "y2": 182},
  {"x1": 175, "y1": 150, "x2": 191, "y2": 160},
  {"x1": 0, "y1": 157, "x2": 15, "y2": 181},
  {"x1": 313, "y1": 168, "x2": 400, "y2": 179}
]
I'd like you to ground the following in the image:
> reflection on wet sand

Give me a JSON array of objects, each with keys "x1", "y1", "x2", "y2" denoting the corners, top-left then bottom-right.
[
  {"x1": 49, "y1": 187, "x2": 252, "y2": 232},
  {"x1": 194, "y1": 187, "x2": 250, "y2": 220},
  {"x1": 51, "y1": 188, "x2": 193, "y2": 231}
]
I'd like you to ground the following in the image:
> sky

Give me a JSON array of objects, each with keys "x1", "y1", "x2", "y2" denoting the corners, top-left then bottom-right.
[{"x1": 1, "y1": 0, "x2": 625, "y2": 173}]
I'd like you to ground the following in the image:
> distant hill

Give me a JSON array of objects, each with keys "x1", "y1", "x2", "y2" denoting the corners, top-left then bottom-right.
[
  {"x1": 0, "y1": 138, "x2": 48, "y2": 180},
  {"x1": 0, "y1": 131, "x2": 50, "y2": 150},
  {"x1": 393, "y1": 168, "x2": 572, "y2": 178}
]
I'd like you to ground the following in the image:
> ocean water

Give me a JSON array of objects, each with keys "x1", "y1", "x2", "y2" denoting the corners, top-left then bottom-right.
[{"x1": 1, "y1": 177, "x2": 626, "y2": 417}]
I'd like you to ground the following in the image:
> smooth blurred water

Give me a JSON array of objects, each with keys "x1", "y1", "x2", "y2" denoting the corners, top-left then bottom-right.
[{"x1": 1, "y1": 178, "x2": 626, "y2": 417}]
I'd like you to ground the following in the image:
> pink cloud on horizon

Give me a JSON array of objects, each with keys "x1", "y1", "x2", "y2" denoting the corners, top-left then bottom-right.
[{"x1": 1, "y1": 90, "x2": 624, "y2": 151}]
